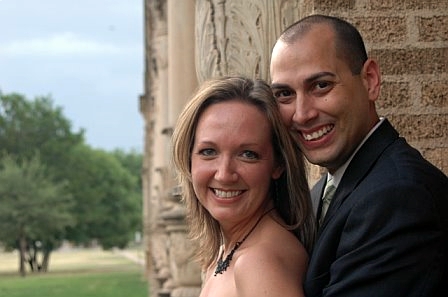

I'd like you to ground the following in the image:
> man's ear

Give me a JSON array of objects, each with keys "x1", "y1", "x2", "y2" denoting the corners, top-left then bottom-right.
[{"x1": 362, "y1": 58, "x2": 381, "y2": 102}]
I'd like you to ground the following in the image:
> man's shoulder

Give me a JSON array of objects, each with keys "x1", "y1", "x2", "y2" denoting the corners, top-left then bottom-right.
[
  {"x1": 378, "y1": 136, "x2": 446, "y2": 183},
  {"x1": 354, "y1": 120, "x2": 445, "y2": 183}
]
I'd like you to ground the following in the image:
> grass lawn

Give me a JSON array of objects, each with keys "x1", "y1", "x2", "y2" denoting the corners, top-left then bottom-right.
[{"x1": 0, "y1": 247, "x2": 148, "y2": 297}]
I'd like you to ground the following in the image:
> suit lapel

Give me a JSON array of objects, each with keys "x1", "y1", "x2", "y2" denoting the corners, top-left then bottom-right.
[
  {"x1": 320, "y1": 119, "x2": 399, "y2": 228},
  {"x1": 311, "y1": 176, "x2": 326, "y2": 216}
]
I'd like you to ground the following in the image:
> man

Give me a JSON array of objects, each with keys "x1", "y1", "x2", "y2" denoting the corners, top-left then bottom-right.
[{"x1": 270, "y1": 14, "x2": 448, "y2": 297}]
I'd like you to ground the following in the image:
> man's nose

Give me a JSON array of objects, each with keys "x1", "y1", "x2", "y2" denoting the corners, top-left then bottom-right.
[{"x1": 292, "y1": 94, "x2": 318, "y2": 125}]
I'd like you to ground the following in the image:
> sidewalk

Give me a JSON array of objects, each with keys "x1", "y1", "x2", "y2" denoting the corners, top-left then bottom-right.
[{"x1": 113, "y1": 248, "x2": 145, "y2": 266}]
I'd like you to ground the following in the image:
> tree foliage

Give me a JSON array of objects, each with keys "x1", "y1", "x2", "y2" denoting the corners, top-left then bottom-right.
[
  {"x1": 64, "y1": 145, "x2": 141, "y2": 249},
  {"x1": 0, "y1": 154, "x2": 74, "y2": 276},
  {"x1": 0, "y1": 92, "x2": 84, "y2": 179},
  {"x1": 112, "y1": 149, "x2": 143, "y2": 231},
  {"x1": 0, "y1": 91, "x2": 143, "y2": 274}
]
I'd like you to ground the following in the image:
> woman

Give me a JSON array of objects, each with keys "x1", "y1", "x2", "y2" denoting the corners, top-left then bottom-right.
[{"x1": 172, "y1": 76, "x2": 315, "y2": 297}]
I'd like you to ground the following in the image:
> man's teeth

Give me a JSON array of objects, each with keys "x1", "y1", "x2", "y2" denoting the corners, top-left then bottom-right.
[
  {"x1": 303, "y1": 125, "x2": 333, "y2": 141},
  {"x1": 214, "y1": 189, "x2": 242, "y2": 198}
]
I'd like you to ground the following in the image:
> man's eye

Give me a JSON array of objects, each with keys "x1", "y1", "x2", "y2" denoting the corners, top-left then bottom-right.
[
  {"x1": 273, "y1": 89, "x2": 294, "y2": 101},
  {"x1": 198, "y1": 148, "x2": 216, "y2": 156},
  {"x1": 314, "y1": 81, "x2": 332, "y2": 91},
  {"x1": 241, "y1": 150, "x2": 259, "y2": 160}
]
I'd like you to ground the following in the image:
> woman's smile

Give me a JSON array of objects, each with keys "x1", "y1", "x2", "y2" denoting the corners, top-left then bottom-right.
[{"x1": 212, "y1": 188, "x2": 245, "y2": 199}]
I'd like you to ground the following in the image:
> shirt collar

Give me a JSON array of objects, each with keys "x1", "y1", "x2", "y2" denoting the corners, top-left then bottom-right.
[{"x1": 327, "y1": 117, "x2": 385, "y2": 187}]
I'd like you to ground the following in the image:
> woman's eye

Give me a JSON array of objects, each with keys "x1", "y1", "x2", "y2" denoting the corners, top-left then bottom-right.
[
  {"x1": 241, "y1": 150, "x2": 259, "y2": 160},
  {"x1": 198, "y1": 148, "x2": 216, "y2": 156}
]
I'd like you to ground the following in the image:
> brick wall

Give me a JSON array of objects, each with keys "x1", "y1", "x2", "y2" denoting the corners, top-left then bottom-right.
[{"x1": 309, "y1": 0, "x2": 448, "y2": 174}]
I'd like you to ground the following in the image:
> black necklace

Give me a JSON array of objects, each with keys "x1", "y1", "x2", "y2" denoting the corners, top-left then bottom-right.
[{"x1": 214, "y1": 208, "x2": 274, "y2": 276}]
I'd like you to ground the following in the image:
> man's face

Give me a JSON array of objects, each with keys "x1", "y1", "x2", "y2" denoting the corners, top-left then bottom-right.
[{"x1": 270, "y1": 25, "x2": 379, "y2": 173}]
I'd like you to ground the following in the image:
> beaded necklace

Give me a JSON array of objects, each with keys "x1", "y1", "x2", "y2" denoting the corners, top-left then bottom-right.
[{"x1": 214, "y1": 208, "x2": 274, "y2": 276}]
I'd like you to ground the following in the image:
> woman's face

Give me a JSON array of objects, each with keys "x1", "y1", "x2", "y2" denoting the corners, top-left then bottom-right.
[{"x1": 191, "y1": 100, "x2": 283, "y2": 226}]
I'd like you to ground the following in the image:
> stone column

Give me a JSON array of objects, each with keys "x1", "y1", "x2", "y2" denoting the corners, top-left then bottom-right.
[
  {"x1": 152, "y1": 32, "x2": 174, "y2": 297},
  {"x1": 165, "y1": 1, "x2": 202, "y2": 296},
  {"x1": 142, "y1": 2, "x2": 175, "y2": 297},
  {"x1": 168, "y1": 0, "x2": 199, "y2": 124}
]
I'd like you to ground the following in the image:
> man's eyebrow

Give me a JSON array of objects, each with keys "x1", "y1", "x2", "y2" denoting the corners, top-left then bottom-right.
[
  {"x1": 270, "y1": 83, "x2": 290, "y2": 90},
  {"x1": 271, "y1": 72, "x2": 336, "y2": 90},
  {"x1": 305, "y1": 72, "x2": 336, "y2": 83}
]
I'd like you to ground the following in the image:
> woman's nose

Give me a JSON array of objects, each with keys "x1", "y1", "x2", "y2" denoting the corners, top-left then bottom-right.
[{"x1": 214, "y1": 158, "x2": 238, "y2": 183}]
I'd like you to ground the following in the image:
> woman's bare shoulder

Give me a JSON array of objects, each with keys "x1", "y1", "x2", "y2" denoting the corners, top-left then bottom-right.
[
  {"x1": 232, "y1": 220, "x2": 308, "y2": 297},
  {"x1": 240, "y1": 221, "x2": 307, "y2": 269}
]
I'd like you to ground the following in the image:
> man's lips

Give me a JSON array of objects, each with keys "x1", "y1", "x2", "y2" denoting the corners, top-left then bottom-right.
[{"x1": 301, "y1": 124, "x2": 334, "y2": 141}]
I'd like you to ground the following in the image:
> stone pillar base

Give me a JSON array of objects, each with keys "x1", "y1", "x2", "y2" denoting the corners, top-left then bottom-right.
[{"x1": 171, "y1": 286, "x2": 202, "y2": 297}]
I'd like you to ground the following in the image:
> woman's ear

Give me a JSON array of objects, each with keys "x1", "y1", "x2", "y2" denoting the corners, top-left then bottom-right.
[{"x1": 272, "y1": 165, "x2": 284, "y2": 180}]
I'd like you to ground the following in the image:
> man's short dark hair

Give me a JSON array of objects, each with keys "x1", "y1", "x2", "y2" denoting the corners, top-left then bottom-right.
[{"x1": 280, "y1": 14, "x2": 368, "y2": 74}]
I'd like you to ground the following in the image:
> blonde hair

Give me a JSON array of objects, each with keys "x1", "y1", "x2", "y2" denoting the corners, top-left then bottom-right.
[{"x1": 172, "y1": 76, "x2": 316, "y2": 269}]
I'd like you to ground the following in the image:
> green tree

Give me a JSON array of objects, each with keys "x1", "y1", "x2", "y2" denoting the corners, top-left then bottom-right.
[
  {"x1": 65, "y1": 145, "x2": 141, "y2": 249},
  {"x1": 0, "y1": 91, "x2": 141, "y2": 257},
  {"x1": 112, "y1": 149, "x2": 142, "y2": 187},
  {"x1": 0, "y1": 154, "x2": 74, "y2": 276},
  {"x1": 112, "y1": 149, "x2": 143, "y2": 232},
  {"x1": 0, "y1": 91, "x2": 83, "y2": 274},
  {"x1": 0, "y1": 92, "x2": 84, "y2": 180}
]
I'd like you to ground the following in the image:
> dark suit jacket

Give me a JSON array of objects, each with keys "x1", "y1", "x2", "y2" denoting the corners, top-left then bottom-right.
[{"x1": 304, "y1": 119, "x2": 448, "y2": 297}]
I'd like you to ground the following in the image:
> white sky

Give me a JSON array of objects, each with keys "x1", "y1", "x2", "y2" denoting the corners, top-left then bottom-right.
[{"x1": 0, "y1": 0, "x2": 144, "y2": 152}]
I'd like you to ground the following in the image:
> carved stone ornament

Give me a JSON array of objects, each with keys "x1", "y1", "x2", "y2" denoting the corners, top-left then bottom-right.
[{"x1": 195, "y1": 0, "x2": 301, "y2": 82}]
